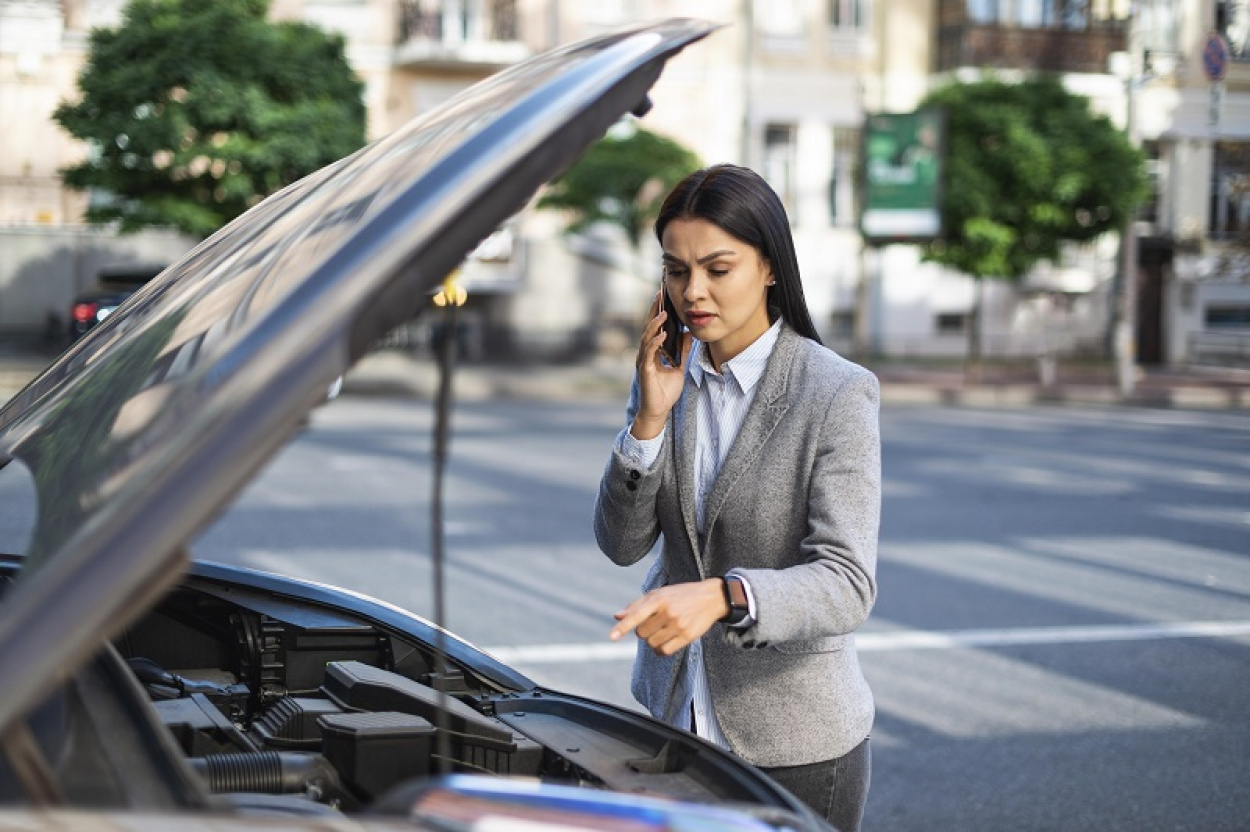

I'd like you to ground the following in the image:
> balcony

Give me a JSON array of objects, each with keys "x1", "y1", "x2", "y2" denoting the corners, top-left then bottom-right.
[
  {"x1": 396, "y1": 0, "x2": 528, "y2": 70},
  {"x1": 936, "y1": 22, "x2": 1126, "y2": 75}
]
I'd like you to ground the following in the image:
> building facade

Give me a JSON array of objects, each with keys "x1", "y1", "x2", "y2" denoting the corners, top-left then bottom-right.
[{"x1": 2, "y1": 0, "x2": 1247, "y2": 364}]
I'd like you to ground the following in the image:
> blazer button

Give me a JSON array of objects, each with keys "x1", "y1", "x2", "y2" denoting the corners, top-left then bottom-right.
[
  {"x1": 626, "y1": 481, "x2": 637, "y2": 491},
  {"x1": 629, "y1": 470, "x2": 641, "y2": 480}
]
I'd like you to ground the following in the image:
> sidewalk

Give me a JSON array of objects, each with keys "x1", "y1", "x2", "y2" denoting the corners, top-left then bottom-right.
[
  {"x1": 1, "y1": 347, "x2": 1247, "y2": 410},
  {"x1": 341, "y1": 351, "x2": 1250, "y2": 410},
  {"x1": 869, "y1": 359, "x2": 1250, "y2": 410}
]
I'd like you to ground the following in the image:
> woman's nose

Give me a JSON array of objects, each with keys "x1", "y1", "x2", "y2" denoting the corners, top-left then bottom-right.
[{"x1": 683, "y1": 270, "x2": 708, "y2": 300}]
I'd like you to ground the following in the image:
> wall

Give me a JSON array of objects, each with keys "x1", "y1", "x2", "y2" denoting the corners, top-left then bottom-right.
[{"x1": 0, "y1": 226, "x2": 197, "y2": 342}]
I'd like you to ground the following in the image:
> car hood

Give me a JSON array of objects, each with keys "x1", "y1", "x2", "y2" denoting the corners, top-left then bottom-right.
[{"x1": 0, "y1": 19, "x2": 715, "y2": 734}]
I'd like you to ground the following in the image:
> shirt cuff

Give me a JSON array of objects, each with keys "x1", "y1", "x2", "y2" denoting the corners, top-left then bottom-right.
[
  {"x1": 617, "y1": 426, "x2": 665, "y2": 469},
  {"x1": 726, "y1": 570, "x2": 757, "y2": 629}
]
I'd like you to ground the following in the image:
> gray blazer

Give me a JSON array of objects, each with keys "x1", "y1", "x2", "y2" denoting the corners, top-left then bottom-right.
[{"x1": 594, "y1": 323, "x2": 881, "y2": 768}]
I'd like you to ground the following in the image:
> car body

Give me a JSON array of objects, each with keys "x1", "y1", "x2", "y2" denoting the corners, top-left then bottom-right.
[
  {"x1": 68, "y1": 263, "x2": 167, "y2": 341},
  {"x1": 0, "y1": 19, "x2": 830, "y2": 831}
]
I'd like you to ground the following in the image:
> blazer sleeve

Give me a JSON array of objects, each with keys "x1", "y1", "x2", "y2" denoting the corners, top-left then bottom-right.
[
  {"x1": 725, "y1": 365, "x2": 881, "y2": 647},
  {"x1": 593, "y1": 376, "x2": 667, "y2": 567}
]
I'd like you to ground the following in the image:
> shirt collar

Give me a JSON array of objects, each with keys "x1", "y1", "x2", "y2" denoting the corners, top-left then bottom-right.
[{"x1": 689, "y1": 318, "x2": 782, "y2": 396}]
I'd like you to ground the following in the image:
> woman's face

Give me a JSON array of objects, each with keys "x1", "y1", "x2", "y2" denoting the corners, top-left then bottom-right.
[{"x1": 661, "y1": 217, "x2": 773, "y2": 369}]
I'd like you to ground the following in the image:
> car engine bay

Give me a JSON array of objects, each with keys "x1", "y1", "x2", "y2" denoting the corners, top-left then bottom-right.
[{"x1": 111, "y1": 574, "x2": 786, "y2": 817}]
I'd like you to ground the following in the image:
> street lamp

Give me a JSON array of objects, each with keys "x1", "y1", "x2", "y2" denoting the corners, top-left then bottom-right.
[
  {"x1": 1108, "y1": 0, "x2": 1185, "y2": 397},
  {"x1": 1108, "y1": 41, "x2": 1139, "y2": 399},
  {"x1": 1108, "y1": 4, "x2": 1179, "y2": 398}
]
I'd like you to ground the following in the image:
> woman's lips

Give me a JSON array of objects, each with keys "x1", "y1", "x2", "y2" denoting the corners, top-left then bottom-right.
[{"x1": 685, "y1": 311, "x2": 715, "y2": 327}]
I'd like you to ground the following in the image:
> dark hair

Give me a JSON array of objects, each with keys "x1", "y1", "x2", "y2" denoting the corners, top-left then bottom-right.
[{"x1": 654, "y1": 164, "x2": 822, "y2": 344}]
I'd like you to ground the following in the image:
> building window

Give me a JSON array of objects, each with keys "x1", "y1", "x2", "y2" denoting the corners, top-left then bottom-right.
[
  {"x1": 1139, "y1": 0, "x2": 1180, "y2": 55},
  {"x1": 962, "y1": 0, "x2": 1123, "y2": 29},
  {"x1": 80, "y1": 0, "x2": 127, "y2": 30},
  {"x1": 1217, "y1": 1, "x2": 1250, "y2": 60},
  {"x1": 936, "y1": 312, "x2": 969, "y2": 334},
  {"x1": 756, "y1": 0, "x2": 805, "y2": 38},
  {"x1": 1210, "y1": 141, "x2": 1250, "y2": 241},
  {"x1": 1139, "y1": 140, "x2": 1160, "y2": 225},
  {"x1": 398, "y1": 0, "x2": 518, "y2": 44},
  {"x1": 830, "y1": 0, "x2": 868, "y2": 29},
  {"x1": 1058, "y1": 0, "x2": 1088, "y2": 28},
  {"x1": 966, "y1": 0, "x2": 997, "y2": 23},
  {"x1": 763, "y1": 124, "x2": 798, "y2": 223},
  {"x1": 582, "y1": 0, "x2": 633, "y2": 27},
  {"x1": 1205, "y1": 306, "x2": 1250, "y2": 328},
  {"x1": 830, "y1": 126, "x2": 860, "y2": 227},
  {"x1": 1018, "y1": 0, "x2": 1046, "y2": 27}
]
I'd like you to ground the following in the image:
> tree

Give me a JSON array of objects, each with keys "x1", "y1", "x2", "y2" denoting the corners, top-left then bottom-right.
[
  {"x1": 917, "y1": 75, "x2": 1148, "y2": 368},
  {"x1": 54, "y1": 0, "x2": 366, "y2": 238},
  {"x1": 538, "y1": 122, "x2": 700, "y2": 251}
]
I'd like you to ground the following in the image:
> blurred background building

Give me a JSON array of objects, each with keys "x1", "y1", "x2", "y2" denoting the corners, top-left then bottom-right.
[{"x1": 1, "y1": 0, "x2": 1248, "y2": 367}]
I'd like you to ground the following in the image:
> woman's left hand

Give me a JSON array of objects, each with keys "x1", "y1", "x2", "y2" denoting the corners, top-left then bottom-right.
[{"x1": 609, "y1": 578, "x2": 728, "y2": 655}]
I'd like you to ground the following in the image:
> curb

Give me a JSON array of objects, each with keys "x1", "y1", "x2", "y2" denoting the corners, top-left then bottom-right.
[
  {"x1": 2, "y1": 356, "x2": 1247, "y2": 411},
  {"x1": 875, "y1": 383, "x2": 1250, "y2": 410},
  {"x1": 342, "y1": 355, "x2": 1249, "y2": 410}
]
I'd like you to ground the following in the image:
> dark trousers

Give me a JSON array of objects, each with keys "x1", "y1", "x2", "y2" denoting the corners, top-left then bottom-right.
[{"x1": 762, "y1": 736, "x2": 871, "y2": 832}]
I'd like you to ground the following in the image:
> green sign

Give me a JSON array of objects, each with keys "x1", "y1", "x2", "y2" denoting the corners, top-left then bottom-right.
[{"x1": 860, "y1": 109, "x2": 944, "y2": 243}]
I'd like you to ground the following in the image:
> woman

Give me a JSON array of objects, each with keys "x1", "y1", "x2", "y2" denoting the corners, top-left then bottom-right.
[{"x1": 593, "y1": 164, "x2": 881, "y2": 831}]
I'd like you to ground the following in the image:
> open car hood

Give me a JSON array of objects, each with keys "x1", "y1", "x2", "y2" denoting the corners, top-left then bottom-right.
[{"x1": 0, "y1": 19, "x2": 715, "y2": 734}]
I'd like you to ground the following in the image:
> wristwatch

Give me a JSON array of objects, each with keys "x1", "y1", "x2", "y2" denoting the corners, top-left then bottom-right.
[{"x1": 721, "y1": 574, "x2": 750, "y2": 626}]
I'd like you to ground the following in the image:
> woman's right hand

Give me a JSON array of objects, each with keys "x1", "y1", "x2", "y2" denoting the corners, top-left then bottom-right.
[{"x1": 630, "y1": 290, "x2": 689, "y2": 440}]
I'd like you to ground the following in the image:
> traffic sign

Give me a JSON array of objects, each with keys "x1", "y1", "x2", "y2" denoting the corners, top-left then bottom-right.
[{"x1": 1204, "y1": 31, "x2": 1230, "y2": 82}]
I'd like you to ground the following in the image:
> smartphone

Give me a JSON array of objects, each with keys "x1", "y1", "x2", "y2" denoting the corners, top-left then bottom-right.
[{"x1": 660, "y1": 279, "x2": 682, "y2": 367}]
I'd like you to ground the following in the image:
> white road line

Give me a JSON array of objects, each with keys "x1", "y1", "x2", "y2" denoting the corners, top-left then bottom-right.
[
  {"x1": 856, "y1": 621, "x2": 1250, "y2": 651},
  {"x1": 482, "y1": 621, "x2": 1250, "y2": 665}
]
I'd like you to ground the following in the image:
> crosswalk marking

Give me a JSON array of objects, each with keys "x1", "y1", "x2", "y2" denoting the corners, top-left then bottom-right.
[{"x1": 482, "y1": 620, "x2": 1250, "y2": 665}]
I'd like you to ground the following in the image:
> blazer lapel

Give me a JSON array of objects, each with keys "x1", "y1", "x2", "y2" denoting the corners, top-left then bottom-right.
[
  {"x1": 700, "y1": 327, "x2": 797, "y2": 537},
  {"x1": 673, "y1": 377, "x2": 702, "y2": 572}
]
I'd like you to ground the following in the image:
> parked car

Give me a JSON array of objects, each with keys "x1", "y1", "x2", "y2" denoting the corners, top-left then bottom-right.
[
  {"x1": 0, "y1": 19, "x2": 831, "y2": 831},
  {"x1": 68, "y1": 262, "x2": 167, "y2": 341}
]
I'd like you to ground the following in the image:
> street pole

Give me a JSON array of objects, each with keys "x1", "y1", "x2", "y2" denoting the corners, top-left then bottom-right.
[
  {"x1": 1115, "y1": 85, "x2": 1138, "y2": 398},
  {"x1": 1114, "y1": 7, "x2": 1140, "y2": 399},
  {"x1": 739, "y1": 0, "x2": 752, "y2": 165}
]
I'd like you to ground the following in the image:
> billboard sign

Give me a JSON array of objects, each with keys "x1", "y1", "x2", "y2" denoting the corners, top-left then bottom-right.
[{"x1": 860, "y1": 109, "x2": 945, "y2": 244}]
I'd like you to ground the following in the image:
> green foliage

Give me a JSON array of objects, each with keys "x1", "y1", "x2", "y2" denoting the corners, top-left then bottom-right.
[
  {"x1": 54, "y1": 0, "x2": 366, "y2": 238},
  {"x1": 920, "y1": 75, "x2": 1147, "y2": 281},
  {"x1": 538, "y1": 124, "x2": 700, "y2": 249}
]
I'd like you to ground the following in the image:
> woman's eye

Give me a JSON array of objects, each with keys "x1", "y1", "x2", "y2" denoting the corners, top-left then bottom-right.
[{"x1": 709, "y1": 268, "x2": 729, "y2": 277}]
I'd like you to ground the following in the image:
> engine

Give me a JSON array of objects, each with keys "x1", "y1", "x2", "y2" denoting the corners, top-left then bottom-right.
[{"x1": 116, "y1": 580, "x2": 580, "y2": 812}]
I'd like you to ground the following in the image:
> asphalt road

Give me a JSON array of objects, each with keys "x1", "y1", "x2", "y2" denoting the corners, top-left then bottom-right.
[{"x1": 84, "y1": 393, "x2": 1250, "y2": 830}]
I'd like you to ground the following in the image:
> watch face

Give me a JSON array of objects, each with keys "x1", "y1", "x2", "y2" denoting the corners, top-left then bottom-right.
[{"x1": 722, "y1": 576, "x2": 749, "y2": 624}]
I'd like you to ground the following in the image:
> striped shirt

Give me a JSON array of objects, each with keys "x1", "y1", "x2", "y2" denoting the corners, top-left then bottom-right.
[{"x1": 618, "y1": 319, "x2": 781, "y2": 749}]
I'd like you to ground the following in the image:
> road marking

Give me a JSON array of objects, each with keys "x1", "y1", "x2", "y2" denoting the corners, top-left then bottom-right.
[
  {"x1": 856, "y1": 621, "x2": 1250, "y2": 651},
  {"x1": 482, "y1": 621, "x2": 1250, "y2": 664}
]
